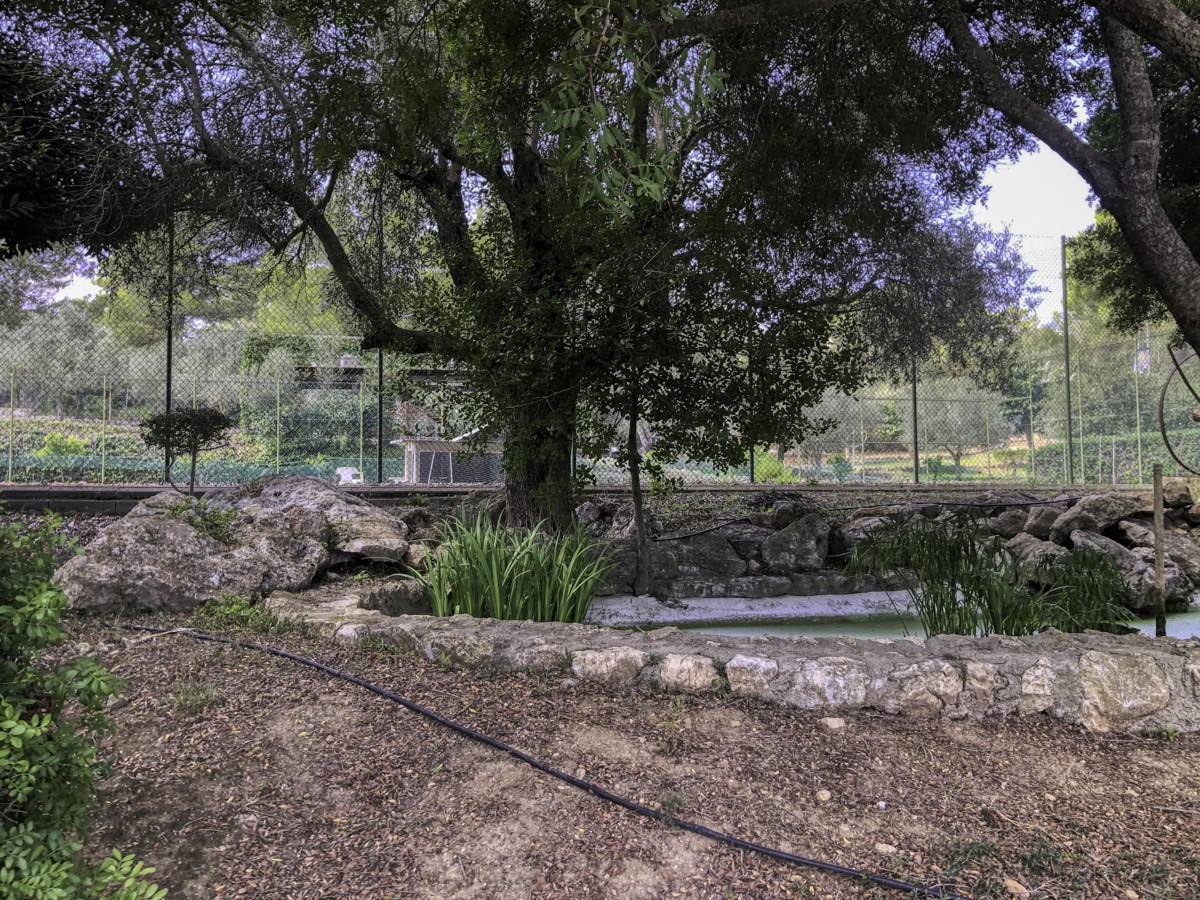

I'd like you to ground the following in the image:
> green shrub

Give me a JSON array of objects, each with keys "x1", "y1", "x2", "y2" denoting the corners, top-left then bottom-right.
[
  {"x1": 0, "y1": 511, "x2": 165, "y2": 899},
  {"x1": 418, "y1": 512, "x2": 614, "y2": 623},
  {"x1": 848, "y1": 510, "x2": 1131, "y2": 637},
  {"x1": 752, "y1": 449, "x2": 801, "y2": 484},
  {"x1": 828, "y1": 453, "x2": 853, "y2": 483},
  {"x1": 32, "y1": 431, "x2": 87, "y2": 457},
  {"x1": 190, "y1": 592, "x2": 292, "y2": 635}
]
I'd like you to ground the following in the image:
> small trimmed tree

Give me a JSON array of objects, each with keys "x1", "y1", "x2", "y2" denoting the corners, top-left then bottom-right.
[{"x1": 140, "y1": 406, "x2": 235, "y2": 495}]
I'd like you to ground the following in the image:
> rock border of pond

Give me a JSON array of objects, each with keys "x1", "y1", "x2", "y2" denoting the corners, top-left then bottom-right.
[{"x1": 264, "y1": 590, "x2": 1200, "y2": 735}]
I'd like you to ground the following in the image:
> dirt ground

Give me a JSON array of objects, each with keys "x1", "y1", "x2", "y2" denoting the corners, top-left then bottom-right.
[{"x1": 63, "y1": 616, "x2": 1200, "y2": 900}]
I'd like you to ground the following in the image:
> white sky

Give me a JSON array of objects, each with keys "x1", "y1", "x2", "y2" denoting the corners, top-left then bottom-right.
[{"x1": 970, "y1": 142, "x2": 1098, "y2": 322}]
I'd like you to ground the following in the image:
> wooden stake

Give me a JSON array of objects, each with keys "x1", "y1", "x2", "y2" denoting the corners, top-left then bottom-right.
[{"x1": 1154, "y1": 463, "x2": 1166, "y2": 637}]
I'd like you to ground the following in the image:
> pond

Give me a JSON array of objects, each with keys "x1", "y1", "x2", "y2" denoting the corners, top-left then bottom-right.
[{"x1": 680, "y1": 606, "x2": 1200, "y2": 641}]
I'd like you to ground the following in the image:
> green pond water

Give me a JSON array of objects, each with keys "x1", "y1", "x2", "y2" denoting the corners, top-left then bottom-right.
[{"x1": 683, "y1": 607, "x2": 1200, "y2": 641}]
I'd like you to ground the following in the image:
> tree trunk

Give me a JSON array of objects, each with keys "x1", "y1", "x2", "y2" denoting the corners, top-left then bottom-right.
[
  {"x1": 503, "y1": 421, "x2": 574, "y2": 530},
  {"x1": 189, "y1": 449, "x2": 198, "y2": 497},
  {"x1": 628, "y1": 407, "x2": 650, "y2": 596}
]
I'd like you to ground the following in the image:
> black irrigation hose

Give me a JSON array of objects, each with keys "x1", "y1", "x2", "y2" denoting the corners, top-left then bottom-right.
[
  {"x1": 114, "y1": 623, "x2": 971, "y2": 900},
  {"x1": 653, "y1": 495, "x2": 1095, "y2": 543}
]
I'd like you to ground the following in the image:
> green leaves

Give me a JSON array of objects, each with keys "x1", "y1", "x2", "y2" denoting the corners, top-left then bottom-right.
[
  {"x1": 0, "y1": 509, "x2": 163, "y2": 899},
  {"x1": 417, "y1": 511, "x2": 614, "y2": 623}
]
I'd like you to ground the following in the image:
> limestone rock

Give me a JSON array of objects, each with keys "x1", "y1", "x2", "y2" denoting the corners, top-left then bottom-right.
[
  {"x1": 210, "y1": 474, "x2": 410, "y2": 561},
  {"x1": 404, "y1": 542, "x2": 431, "y2": 573},
  {"x1": 1077, "y1": 651, "x2": 1170, "y2": 731},
  {"x1": 819, "y1": 717, "x2": 846, "y2": 731},
  {"x1": 881, "y1": 660, "x2": 962, "y2": 717},
  {"x1": 1050, "y1": 494, "x2": 1143, "y2": 544},
  {"x1": 674, "y1": 533, "x2": 747, "y2": 578},
  {"x1": 1071, "y1": 530, "x2": 1190, "y2": 611},
  {"x1": 1023, "y1": 506, "x2": 1060, "y2": 540},
  {"x1": 760, "y1": 513, "x2": 829, "y2": 575},
  {"x1": 963, "y1": 661, "x2": 1004, "y2": 708},
  {"x1": 575, "y1": 501, "x2": 602, "y2": 524},
  {"x1": 56, "y1": 490, "x2": 331, "y2": 613},
  {"x1": 1005, "y1": 532, "x2": 1068, "y2": 569},
  {"x1": 772, "y1": 501, "x2": 816, "y2": 530},
  {"x1": 726, "y1": 655, "x2": 779, "y2": 696},
  {"x1": 747, "y1": 511, "x2": 775, "y2": 528},
  {"x1": 988, "y1": 508, "x2": 1028, "y2": 540},
  {"x1": 1163, "y1": 481, "x2": 1193, "y2": 509},
  {"x1": 784, "y1": 656, "x2": 870, "y2": 709},
  {"x1": 722, "y1": 523, "x2": 777, "y2": 560},
  {"x1": 571, "y1": 647, "x2": 650, "y2": 684},
  {"x1": 659, "y1": 654, "x2": 720, "y2": 692},
  {"x1": 1019, "y1": 658, "x2": 1056, "y2": 715},
  {"x1": 1114, "y1": 520, "x2": 1200, "y2": 584},
  {"x1": 834, "y1": 517, "x2": 885, "y2": 550}
]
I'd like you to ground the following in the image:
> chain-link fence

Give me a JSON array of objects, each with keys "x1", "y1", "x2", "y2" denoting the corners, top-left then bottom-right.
[{"x1": 1, "y1": 234, "x2": 1195, "y2": 488}]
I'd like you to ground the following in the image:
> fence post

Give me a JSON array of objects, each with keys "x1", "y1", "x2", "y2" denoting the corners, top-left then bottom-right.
[
  {"x1": 377, "y1": 349, "x2": 384, "y2": 484},
  {"x1": 911, "y1": 359, "x2": 920, "y2": 484},
  {"x1": 358, "y1": 376, "x2": 365, "y2": 478},
  {"x1": 858, "y1": 395, "x2": 866, "y2": 484},
  {"x1": 101, "y1": 375, "x2": 108, "y2": 484},
  {"x1": 1028, "y1": 377, "x2": 1036, "y2": 484},
  {"x1": 1133, "y1": 365, "x2": 1144, "y2": 483},
  {"x1": 985, "y1": 399, "x2": 992, "y2": 481},
  {"x1": 1061, "y1": 235, "x2": 1075, "y2": 483},
  {"x1": 275, "y1": 378, "x2": 281, "y2": 474},
  {"x1": 164, "y1": 214, "x2": 175, "y2": 484},
  {"x1": 7, "y1": 370, "x2": 13, "y2": 483},
  {"x1": 749, "y1": 445, "x2": 755, "y2": 483}
]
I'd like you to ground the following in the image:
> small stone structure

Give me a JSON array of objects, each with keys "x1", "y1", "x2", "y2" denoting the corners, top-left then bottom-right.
[{"x1": 264, "y1": 594, "x2": 1200, "y2": 734}]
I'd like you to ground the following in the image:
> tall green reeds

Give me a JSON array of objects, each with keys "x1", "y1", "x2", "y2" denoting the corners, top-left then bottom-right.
[
  {"x1": 848, "y1": 510, "x2": 1132, "y2": 637},
  {"x1": 418, "y1": 512, "x2": 614, "y2": 623}
]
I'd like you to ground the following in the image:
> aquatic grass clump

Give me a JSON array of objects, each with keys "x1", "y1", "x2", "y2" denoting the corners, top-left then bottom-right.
[
  {"x1": 848, "y1": 510, "x2": 1131, "y2": 637},
  {"x1": 419, "y1": 512, "x2": 614, "y2": 623}
]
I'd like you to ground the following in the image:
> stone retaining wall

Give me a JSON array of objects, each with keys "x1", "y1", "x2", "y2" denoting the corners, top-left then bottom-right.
[{"x1": 266, "y1": 593, "x2": 1200, "y2": 734}]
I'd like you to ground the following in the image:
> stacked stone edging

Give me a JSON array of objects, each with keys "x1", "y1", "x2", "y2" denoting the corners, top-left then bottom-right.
[{"x1": 265, "y1": 593, "x2": 1200, "y2": 734}]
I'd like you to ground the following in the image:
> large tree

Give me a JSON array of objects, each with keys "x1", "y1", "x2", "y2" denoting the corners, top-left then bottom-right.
[{"x1": 578, "y1": 0, "x2": 1200, "y2": 356}]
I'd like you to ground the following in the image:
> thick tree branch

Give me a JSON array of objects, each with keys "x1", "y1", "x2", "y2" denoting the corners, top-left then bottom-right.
[
  {"x1": 649, "y1": 0, "x2": 857, "y2": 40},
  {"x1": 1093, "y1": 0, "x2": 1200, "y2": 82},
  {"x1": 1102, "y1": 14, "x2": 1160, "y2": 187},
  {"x1": 932, "y1": 0, "x2": 1121, "y2": 198}
]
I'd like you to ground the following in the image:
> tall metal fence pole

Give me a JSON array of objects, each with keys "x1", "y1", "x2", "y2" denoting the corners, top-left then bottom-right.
[
  {"x1": 749, "y1": 445, "x2": 755, "y2": 483},
  {"x1": 100, "y1": 375, "x2": 108, "y2": 484},
  {"x1": 377, "y1": 350, "x2": 384, "y2": 483},
  {"x1": 1061, "y1": 235, "x2": 1075, "y2": 483},
  {"x1": 358, "y1": 376, "x2": 365, "y2": 478},
  {"x1": 275, "y1": 378, "x2": 281, "y2": 474},
  {"x1": 1134, "y1": 365, "x2": 1144, "y2": 483},
  {"x1": 7, "y1": 370, "x2": 13, "y2": 483},
  {"x1": 164, "y1": 214, "x2": 175, "y2": 484},
  {"x1": 858, "y1": 395, "x2": 866, "y2": 484},
  {"x1": 911, "y1": 358, "x2": 919, "y2": 484}
]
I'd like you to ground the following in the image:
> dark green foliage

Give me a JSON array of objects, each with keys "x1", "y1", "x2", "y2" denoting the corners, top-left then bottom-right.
[
  {"x1": 419, "y1": 512, "x2": 614, "y2": 623},
  {"x1": 140, "y1": 405, "x2": 235, "y2": 495},
  {"x1": 848, "y1": 510, "x2": 1132, "y2": 637},
  {"x1": 0, "y1": 511, "x2": 164, "y2": 899},
  {"x1": 190, "y1": 592, "x2": 296, "y2": 635}
]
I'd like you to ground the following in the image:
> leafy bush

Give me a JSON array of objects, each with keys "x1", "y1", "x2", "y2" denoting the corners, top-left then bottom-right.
[
  {"x1": 33, "y1": 431, "x2": 87, "y2": 457},
  {"x1": 848, "y1": 510, "x2": 1132, "y2": 637},
  {"x1": 140, "y1": 406, "x2": 235, "y2": 495},
  {"x1": 190, "y1": 592, "x2": 293, "y2": 635},
  {"x1": 751, "y1": 449, "x2": 801, "y2": 484},
  {"x1": 828, "y1": 453, "x2": 853, "y2": 483},
  {"x1": 0, "y1": 511, "x2": 164, "y2": 899},
  {"x1": 418, "y1": 512, "x2": 614, "y2": 622}
]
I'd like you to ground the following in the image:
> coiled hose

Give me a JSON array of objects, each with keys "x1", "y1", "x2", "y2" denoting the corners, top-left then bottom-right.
[{"x1": 115, "y1": 623, "x2": 970, "y2": 899}]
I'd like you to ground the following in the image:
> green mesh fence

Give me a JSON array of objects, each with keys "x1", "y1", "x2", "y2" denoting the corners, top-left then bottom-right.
[{"x1": 0, "y1": 234, "x2": 1194, "y2": 487}]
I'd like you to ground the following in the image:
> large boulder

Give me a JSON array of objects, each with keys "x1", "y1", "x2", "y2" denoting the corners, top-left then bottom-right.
[
  {"x1": 1005, "y1": 532, "x2": 1068, "y2": 569},
  {"x1": 673, "y1": 533, "x2": 747, "y2": 578},
  {"x1": 1163, "y1": 481, "x2": 1193, "y2": 509},
  {"x1": 1023, "y1": 506, "x2": 1061, "y2": 540},
  {"x1": 1113, "y1": 520, "x2": 1200, "y2": 585},
  {"x1": 760, "y1": 513, "x2": 829, "y2": 575},
  {"x1": 987, "y1": 508, "x2": 1028, "y2": 540},
  {"x1": 1069, "y1": 529, "x2": 1190, "y2": 612},
  {"x1": 721, "y1": 523, "x2": 777, "y2": 560},
  {"x1": 1049, "y1": 494, "x2": 1144, "y2": 544},
  {"x1": 56, "y1": 475, "x2": 410, "y2": 613}
]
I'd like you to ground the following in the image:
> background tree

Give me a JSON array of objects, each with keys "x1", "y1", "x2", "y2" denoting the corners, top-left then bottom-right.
[{"x1": 0, "y1": 246, "x2": 88, "y2": 327}]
